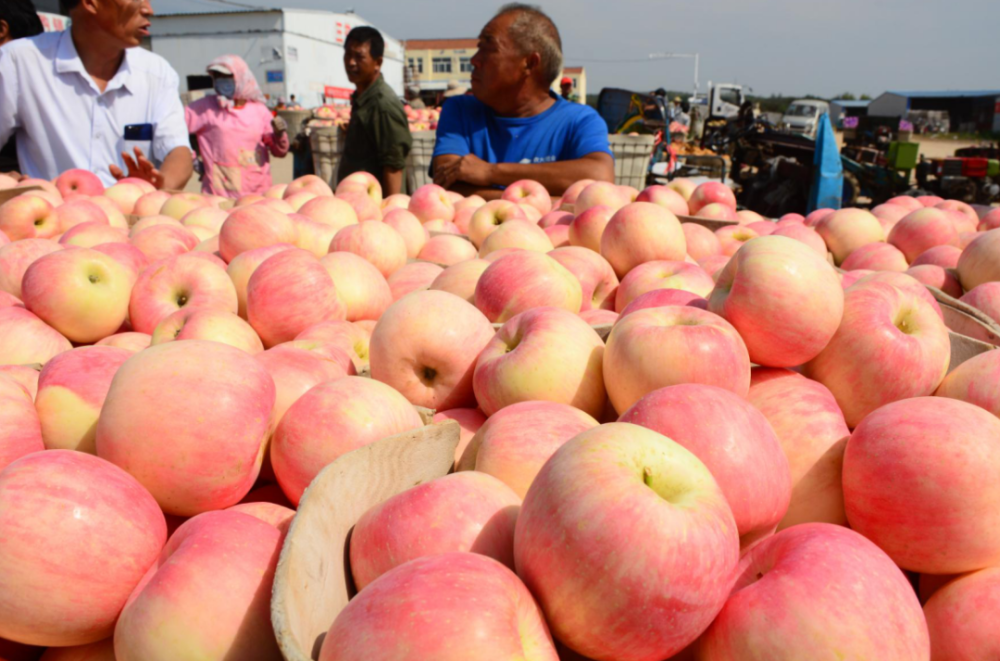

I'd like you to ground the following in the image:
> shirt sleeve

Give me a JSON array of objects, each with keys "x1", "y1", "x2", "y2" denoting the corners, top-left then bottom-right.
[
  {"x1": 565, "y1": 107, "x2": 613, "y2": 160},
  {"x1": 151, "y1": 65, "x2": 191, "y2": 164},
  {"x1": 431, "y1": 98, "x2": 471, "y2": 159},
  {"x1": 371, "y1": 101, "x2": 412, "y2": 170},
  {"x1": 263, "y1": 108, "x2": 290, "y2": 158},
  {"x1": 0, "y1": 47, "x2": 19, "y2": 148}
]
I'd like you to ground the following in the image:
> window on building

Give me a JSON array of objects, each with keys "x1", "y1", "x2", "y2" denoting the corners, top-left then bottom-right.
[
  {"x1": 459, "y1": 57, "x2": 473, "y2": 73},
  {"x1": 432, "y1": 57, "x2": 453, "y2": 74},
  {"x1": 408, "y1": 58, "x2": 423, "y2": 74}
]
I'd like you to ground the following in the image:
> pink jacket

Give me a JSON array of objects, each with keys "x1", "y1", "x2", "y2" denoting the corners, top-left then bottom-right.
[{"x1": 185, "y1": 96, "x2": 289, "y2": 198}]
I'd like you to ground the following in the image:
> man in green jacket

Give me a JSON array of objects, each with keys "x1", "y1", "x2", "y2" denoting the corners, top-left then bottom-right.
[{"x1": 339, "y1": 26, "x2": 411, "y2": 195}]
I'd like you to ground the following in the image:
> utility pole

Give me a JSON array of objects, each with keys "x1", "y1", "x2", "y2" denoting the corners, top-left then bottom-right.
[{"x1": 648, "y1": 52, "x2": 699, "y2": 97}]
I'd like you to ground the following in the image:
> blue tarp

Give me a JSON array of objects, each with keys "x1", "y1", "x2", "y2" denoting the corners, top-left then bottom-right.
[{"x1": 808, "y1": 113, "x2": 843, "y2": 212}]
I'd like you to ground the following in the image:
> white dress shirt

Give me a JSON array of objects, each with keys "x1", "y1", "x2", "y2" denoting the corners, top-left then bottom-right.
[{"x1": 0, "y1": 30, "x2": 190, "y2": 185}]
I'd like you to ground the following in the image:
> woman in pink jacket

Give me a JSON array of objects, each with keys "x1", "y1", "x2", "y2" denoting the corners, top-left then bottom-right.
[{"x1": 185, "y1": 55, "x2": 290, "y2": 198}]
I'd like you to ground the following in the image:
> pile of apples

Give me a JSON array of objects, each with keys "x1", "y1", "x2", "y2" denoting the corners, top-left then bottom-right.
[
  {"x1": 308, "y1": 104, "x2": 440, "y2": 132},
  {"x1": 0, "y1": 166, "x2": 999, "y2": 661}
]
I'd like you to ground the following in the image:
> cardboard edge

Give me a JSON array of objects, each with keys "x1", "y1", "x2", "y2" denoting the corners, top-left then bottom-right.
[
  {"x1": 675, "y1": 214, "x2": 740, "y2": 231},
  {"x1": 0, "y1": 186, "x2": 42, "y2": 205},
  {"x1": 948, "y1": 331, "x2": 996, "y2": 373},
  {"x1": 270, "y1": 420, "x2": 460, "y2": 661}
]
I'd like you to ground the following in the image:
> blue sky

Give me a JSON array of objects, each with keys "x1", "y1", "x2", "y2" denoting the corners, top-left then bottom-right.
[{"x1": 152, "y1": 0, "x2": 1000, "y2": 98}]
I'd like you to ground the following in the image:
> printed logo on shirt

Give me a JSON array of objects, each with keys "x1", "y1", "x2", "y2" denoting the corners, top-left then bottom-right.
[{"x1": 520, "y1": 156, "x2": 557, "y2": 164}]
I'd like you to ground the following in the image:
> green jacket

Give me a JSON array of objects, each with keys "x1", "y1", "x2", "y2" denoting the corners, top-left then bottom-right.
[{"x1": 338, "y1": 74, "x2": 412, "y2": 188}]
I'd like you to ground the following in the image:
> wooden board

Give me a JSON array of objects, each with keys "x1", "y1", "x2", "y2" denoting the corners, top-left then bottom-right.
[
  {"x1": 491, "y1": 322, "x2": 613, "y2": 342},
  {"x1": 0, "y1": 186, "x2": 41, "y2": 205},
  {"x1": 270, "y1": 421, "x2": 460, "y2": 661},
  {"x1": 948, "y1": 331, "x2": 996, "y2": 373},
  {"x1": 675, "y1": 214, "x2": 740, "y2": 231},
  {"x1": 927, "y1": 286, "x2": 1000, "y2": 347}
]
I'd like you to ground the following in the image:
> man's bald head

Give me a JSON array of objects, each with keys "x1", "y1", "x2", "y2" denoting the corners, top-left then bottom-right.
[{"x1": 494, "y1": 3, "x2": 563, "y2": 87}]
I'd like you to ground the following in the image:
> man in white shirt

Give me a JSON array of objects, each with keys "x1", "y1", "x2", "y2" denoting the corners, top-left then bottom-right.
[{"x1": 0, "y1": 0, "x2": 192, "y2": 189}]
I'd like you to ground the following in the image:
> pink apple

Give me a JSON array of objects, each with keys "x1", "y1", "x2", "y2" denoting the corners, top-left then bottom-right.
[
  {"x1": 294, "y1": 319, "x2": 371, "y2": 371},
  {"x1": 288, "y1": 213, "x2": 338, "y2": 258},
  {"x1": 0, "y1": 451, "x2": 165, "y2": 647},
  {"x1": 114, "y1": 510, "x2": 282, "y2": 661},
  {"x1": 370, "y1": 289, "x2": 495, "y2": 409},
  {"x1": 132, "y1": 190, "x2": 170, "y2": 217},
  {"x1": 180, "y1": 206, "x2": 228, "y2": 234},
  {"x1": 698, "y1": 254, "x2": 731, "y2": 281},
  {"x1": 778, "y1": 212, "x2": 805, "y2": 224},
  {"x1": 715, "y1": 225, "x2": 759, "y2": 257},
  {"x1": 296, "y1": 195, "x2": 359, "y2": 231},
  {"x1": 910, "y1": 244, "x2": 961, "y2": 269},
  {"x1": 580, "y1": 308, "x2": 618, "y2": 325},
  {"x1": 871, "y1": 202, "x2": 911, "y2": 233},
  {"x1": 621, "y1": 384, "x2": 791, "y2": 548},
  {"x1": 559, "y1": 178, "x2": 594, "y2": 211},
  {"x1": 408, "y1": 183, "x2": 455, "y2": 223},
  {"x1": 748, "y1": 367, "x2": 849, "y2": 528},
  {"x1": 128, "y1": 214, "x2": 180, "y2": 236},
  {"x1": 538, "y1": 210, "x2": 573, "y2": 229},
  {"x1": 383, "y1": 208, "x2": 429, "y2": 258},
  {"x1": 681, "y1": 222, "x2": 723, "y2": 260},
  {"x1": 460, "y1": 400, "x2": 598, "y2": 497},
  {"x1": 548, "y1": 246, "x2": 619, "y2": 311},
  {"x1": 350, "y1": 472, "x2": 520, "y2": 589},
  {"x1": 815, "y1": 208, "x2": 885, "y2": 265},
  {"x1": 467, "y1": 200, "x2": 528, "y2": 248},
  {"x1": 615, "y1": 260, "x2": 714, "y2": 311},
  {"x1": 688, "y1": 181, "x2": 737, "y2": 215},
  {"x1": 770, "y1": 222, "x2": 827, "y2": 256},
  {"x1": 935, "y1": 349, "x2": 1000, "y2": 418},
  {"x1": 387, "y1": 261, "x2": 443, "y2": 300},
  {"x1": 129, "y1": 253, "x2": 238, "y2": 334},
  {"x1": 935, "y1": 198, "x2": 978, "y2": 224},
  {"x1": 844, "y1": 396, "x2": 1000, "y2": 573},
  {"x1": 710, "y1": 235, "x2": 844, "y2": 367},
  {"x1": 960, "y1": 282, "x2": 1000, "y2": 324},
  {"x1": 95, "y1": 331, "x2": 151, "y2": 353},
  {"x1": 35, "y1": 346, "x2": 130, "y2": 454},
  {"x1": 53, "y1": 199, "x2": 108, "y2": 234},
  {"x1": 59, "y1": 221, "x2": 128, "y2": 248},
  {"x1": 330, "y1": 221, "x2": 406, "y2": 278},
  {"x1": 567, "y1": 204, "x2": 614, "y2": 252},
  {"x1": 246, "y1": 249, "x2": 345, "y2": 348},
  {"x1": 886, "y1": 195, "x2": 924, "y2": 212},
  {"x1": 666, "y1": 177, "x2": 697, "y2": 201},
  {"x1": 0, "y1": 239, "x2": 62, "y2": 299},
  {"x1": 218, "y1": 205, "x2": 298, "y2": 263},
  {"x1": 474, "y1": 251, "x2": 582, "y2": 322},
  {"x1": 923, "y1": 566, "x2": 1000, "y2": 660},
  {"x1": 957, "y1": 228, "x2": 1000, "y2": 291},
  {"x1": 336, "y1": 171, "x2": 383, "y2": 206},
  {"x1": 573, "y1": 181, "x2": 628, "y2": 215},
  {"x1": 0, "y1": 195, "x2": 59, "y2": 240},
  {"x1": 696, "y1": 202, "x2": 739, "y2": 222},
  {"x1": 255, "y1": 343, "x2": 354, "y2": 435},
  {"x1": 131, "y1": 223, "x2": 199, "y2": 262},
  {"x1": 479, "y1": 219, "x2": 553, "y2": 256},
  {"x1": 745, "y1": 221, "x2": 776, "y2": 236},
  {"x1": 428, "y1": 258, "x2": 490, "y2": 304},
  {"x1": 618, "y1": 288, "x2": 708, "y2": 318},
  {"x1": 501, "y1": 179, "x2": 552, "y2": 214},
  {"x1": 423, "y1": 218, "x2": 461, "y2": 234},
  {"x1": 603, "y1": 306, "x2": 750, "y2": 413},
  {"x1": 850, "y1": 270, "x2": 944, "y2": 319},
  {"x1": 102, "y1": 182, "x2": 145, "y2": 215},
  {"x1": 474, "y1": 307, "x2": 605, "y2": 417},
  {"x1": 514, "y1": 423, "x2": 739, "y2": 660},
  {"x1": 432, "y1": 407, "x2": 486, "y2": 466},
  {"x1": 600, "y1": 202, "x2": 686, "y2": 278},
  {"x1": 151, "y1": 308, "x2": 264, "y2": 354},
  {"x1": 271, "y1": 376, "x2": 423, "y2": 505},
  {"x1": 283, "y1": 174, "x2": 333, "y2": 198},
  {"x1": 887, "y1": 208, "x2": 960, "y2": 263},
  {"x1": 806, "y1": 282, "x2": 950, "y2": 428},
  {"x1": 636, "y1": 184, "x2": 689, "y2": 217},
  {"x1": 159, "y1": 193, "x2": 209, "y2": 221},
  {"x1": 336, "y1": 190, "x2": 381, "y2": 222},
  {"x1": 0, "y1": 375, "x2": 43, "y2": 473},
  {"x1": 698, "y1": 523, "x2": 929, "y2": 660},
  {"x1": 544, "y1": 223, "x2": 571, "y2": 248},
  {"x1": 904, "y1": 264, "x2": 963, "y2": 298},
  {"x1": 54, "y1": 169, "x2": 104, "y2": 198},
  {"x1": 96, "y1": 341, "x2": 274, "y2": 516},
  {"x1": 803, "y1": 208, "x2": 835, "y2": 226},
  {"x1": 21, "y1": 248, "x2": 131, "y2": 344},
  {"x1": 381, "y1": 193, "x2": 411, "y2": 212},
  {"x1": 225, "y1": 243, "x2": 295, "y2": 318},
  {"x1": 321, "y1": 553, "x2": 557, "y2": 661},
  {"x1": 736, "y1": 210, "x2": 765, "y2": 225},
  {"x1": 319, "y1": 251, "x2": 393, "y2": 321},
  {"x1": 978, "y1": 207, "x2": 1000, "y2": 232}
]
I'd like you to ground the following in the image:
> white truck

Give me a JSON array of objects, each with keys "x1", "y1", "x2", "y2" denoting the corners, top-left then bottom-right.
[{"x1": 779, "y1": 99, "x2": 831, "y2": 139}]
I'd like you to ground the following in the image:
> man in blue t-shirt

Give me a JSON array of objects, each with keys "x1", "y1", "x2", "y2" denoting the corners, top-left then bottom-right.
[{"x1": 432, "y1": 4, "x2": 614, "y2": 199}]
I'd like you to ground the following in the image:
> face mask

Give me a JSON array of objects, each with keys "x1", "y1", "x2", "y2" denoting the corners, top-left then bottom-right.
[{"x1": 214, "y1": 78, "x2": 236, "y2": 100}]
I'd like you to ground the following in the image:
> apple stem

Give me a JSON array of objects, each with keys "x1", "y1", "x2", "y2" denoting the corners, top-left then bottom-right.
[{"x1": 643, "y1": 466, "x2": 653, "y2": 487}]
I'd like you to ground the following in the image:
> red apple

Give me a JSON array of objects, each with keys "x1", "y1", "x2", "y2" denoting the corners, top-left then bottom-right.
[
  {"x1": 501, "y1": 179, "x2": 552, "y2": 214},
  {"x1": 636, "y1": 184, "x2": 689, "y2": 217},
  {"x1": 681, "y1": 222, "x2": 723, "y2": 260},
  {"x1": 319, "y1": 251, "x2": 393, "y2": 321},
  {"x1": 715, "y1": 225, "x2": 759, "y2": 257},
  {"x1": 218, "y1": 205, "x2": 297, "y2": 263},
  {"x1": 151, "y1": 308, "x2": 264, "y2": 354},
  {"x1": 888, "y1": 208, "x2": 960, "y2": 262},
  {"x1": 960, "y1": 282, "x2": 1000, "y2": 324},
  {"x1": 771, "y1": 223, "x2": 827, "y2": 256},
  {"x1": 54, "y1": 169, "x2": 104, "y2": 198},
  {"x1": 474, "y1": 251, "x2": 582, "y2": 322},
  {"x1": 841, "y1": 242, "x2": 909, "y2": 271},
  {"x1": 923, "y1": 566, "x2": 1000, "y2": 660},
  {"x1": 416, "y1": 234, "x2": 478, "y2": 266},
  {"x1": 129, "y1": 253, "x2": 238, "y2": 334},
  {"x1": 815, "y1": 208, "x2": 884, "y2": 265},
  {"x1": 0, "y1": 195, "x2": 59, "y2": 240},
  {"x1": 934, "y1": 349, "x2": 1000, "y2": 418},
  {"x1": 568, "y1": 204, "x2": 614, "y2": 252},
  {"x1": 548, "y1": 246, "x2": 619, "y2": 311},
  {"x1": 0, "y1": 375, "x2": 43, "y2": 473},
  {"x1": 688, "y1": 181, "x2": 737, "y2": 215},
  {"x1": 600, "y1": 202, "x2": 686, "y2": 278},
  {"x1": 467, "y1": 199, "x2": 528, "y2": 248},
  {"x1": 0, "y1": 306, "x2": 72, "y2": 365},
  {"x1": 428, "y1": 258, "x2": 490, "y2": 304},
  {"x1": 618, "y1": 288, "x2": 708, "y2": 318},
  {"x1": 904, "y1": 264, "x2": 963, "y2": 298},
  {"x1": 0, "y1": 238, "x2": 62, "y2": 299},
  {"x1": 957, "y1": 228, "x2": 1000, "y2": 291},
  {"x1": 383, "y1": 208, "x2": 429, "y2": 258},
  {"x1": 615, "y1": 260, "x2": 714, "y2": 311},
  {"x1": 573, "y1": 181, "x2": 628, "y2": 215}
]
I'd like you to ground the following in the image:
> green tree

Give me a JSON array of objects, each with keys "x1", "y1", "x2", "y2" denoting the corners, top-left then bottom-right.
[
  {"x1": 837, "y1": 92, "x2": 857, "y2": 101},
  {"x1": 860, "y1": 94, "x2": 873, "y2": 100}
]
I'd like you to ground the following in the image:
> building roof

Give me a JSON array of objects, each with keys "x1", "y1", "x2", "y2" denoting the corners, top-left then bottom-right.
[
  {"x1": 405, "y1": 38, "x2": 478, "y2": 50},
  {"x1": 885, "y1": 90, "x2": 1000, "y2": 99},
  {"x1": 564, "y1": 66, "x2": 584, "y2": 74},
  {"x1": 831, "y1": 99, "x2": 870, "y2": 107}
]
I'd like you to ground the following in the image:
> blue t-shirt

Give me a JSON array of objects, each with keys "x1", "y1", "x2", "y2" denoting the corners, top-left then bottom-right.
[{"x1": 432, "y1": 93, "x2": 612, "y2": 171}]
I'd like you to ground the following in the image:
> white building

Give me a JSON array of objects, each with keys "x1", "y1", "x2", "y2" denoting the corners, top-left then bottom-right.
[{"x1": 149, "y1": 9, "x2": 404, "y2": 108}]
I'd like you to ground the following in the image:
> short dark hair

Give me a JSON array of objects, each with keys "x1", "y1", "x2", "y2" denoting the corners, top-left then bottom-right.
[
  {"x1": 2, "y1": 0, "x2": 45, "y2": 40},
  {"x1": 63, "y1": 0, "x2": 82, "y2": 12},
  {"x1": 345, "y1": 26, "x2": 385, "y2": 60}
]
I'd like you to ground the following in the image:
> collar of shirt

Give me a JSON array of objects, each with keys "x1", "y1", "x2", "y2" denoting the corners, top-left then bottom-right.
[
  {"x1": 351, "y1": 74, "x2": 387, "y2": 109},
  {"x1": 53, "y1": 29, "x2": 135, "y2": 97}
]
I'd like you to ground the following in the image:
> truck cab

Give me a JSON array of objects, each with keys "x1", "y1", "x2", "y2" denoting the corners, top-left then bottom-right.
[
  {"x1": 780, "y1": 99, "x2": 831, "y2": 139},
  {"x1": 709, "y1": 83, "x2": 745, "y2": 121}
]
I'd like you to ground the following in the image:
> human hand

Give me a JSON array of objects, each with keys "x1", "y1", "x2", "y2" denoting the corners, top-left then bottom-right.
[
  {"x1": 0, "y1": 171, "x2": 25, "y2": 183},
  {"x1": 109, "y1": 146, "x2": 165, "y2": 189},
  {"x1": 433, "y1": 153, "x2": 495, "y2": 189},
  {"x1": 272, "y1": 116, "x2": 288, "y2": 134}
]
